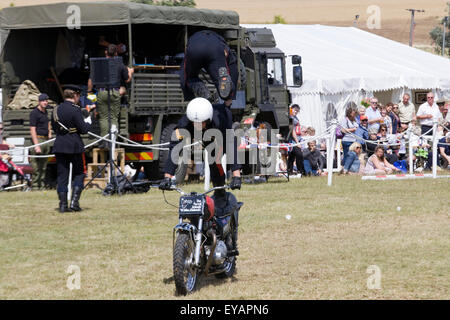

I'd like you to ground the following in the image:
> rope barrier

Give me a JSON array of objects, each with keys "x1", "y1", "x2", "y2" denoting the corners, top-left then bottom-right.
[
  {"x1": 25, "y1": 136, "x2": 107, "y2": 158},
  {"x1": 1, "y1": 121, "x2": 448, "y2": 156},
  {"x1": 117, "y1": 134, "x2": 170, "y2": 148},
  {"x1": 0, "y1": 138, "x2": 56, "y2": 153},
  {"x1": 335, "y1": 122, "x2": 442, "y2": 147}
]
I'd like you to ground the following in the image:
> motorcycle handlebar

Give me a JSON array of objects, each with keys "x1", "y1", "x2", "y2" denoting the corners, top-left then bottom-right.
[{"x1": 151, "y1": 184, "x2": 229, "y2": 196}]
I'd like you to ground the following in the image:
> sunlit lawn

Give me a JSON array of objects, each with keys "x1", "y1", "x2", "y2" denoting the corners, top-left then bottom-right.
[{"x1": 0, "y1": 175, "x2": 449, "y2": 299}]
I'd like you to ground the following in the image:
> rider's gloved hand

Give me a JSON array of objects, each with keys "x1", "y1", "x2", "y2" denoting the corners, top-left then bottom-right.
[
  {"x1": 159, "y1": 177, "x2": 173, "y2": 191},
  {"x1": 230, "y1": 176, "x2": 242, "y2": 190}
]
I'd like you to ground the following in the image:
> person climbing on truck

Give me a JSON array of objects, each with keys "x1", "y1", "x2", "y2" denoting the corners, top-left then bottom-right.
[{"x1": 181, "y1": 30, "x2": 238, "y2": 107}]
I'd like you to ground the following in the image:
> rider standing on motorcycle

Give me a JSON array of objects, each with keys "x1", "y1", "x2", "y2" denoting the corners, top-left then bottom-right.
[{"x1": 159, "y1": 97, "x2": 242, "y2": 198}]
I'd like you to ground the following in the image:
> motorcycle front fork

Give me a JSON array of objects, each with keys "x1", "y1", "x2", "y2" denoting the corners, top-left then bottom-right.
[{"x1": 193, "y1": 217, "x2": 203, "y2": 267}]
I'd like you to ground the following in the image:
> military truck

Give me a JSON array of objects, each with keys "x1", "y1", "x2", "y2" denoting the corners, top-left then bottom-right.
[{"x1": 0, "y1": 2, "x2": 301, "y2": 184}]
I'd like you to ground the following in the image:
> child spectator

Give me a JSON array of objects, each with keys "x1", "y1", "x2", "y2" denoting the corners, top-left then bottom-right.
[
  {"x1": 356, "y1": 106, "x2": 366, "y2": 124},
  {"x1": 340, "y1": 105, "x2": 358, "y2": 164},
  {"x1": 380, "y1": 107, "x2": 393, "y2": 134},
  {"x1": 388, "y1": 103, "x2": 400, "y2": 134},
  {"x1": 377, "y1": 124, "x2": 388, "y2": 142},
  {"x1": 287, "y1": 104, "x2": 305, "y2": 175}
]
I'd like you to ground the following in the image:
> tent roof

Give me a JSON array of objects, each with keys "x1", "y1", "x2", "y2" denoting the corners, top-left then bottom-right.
[
  {"x1": 0, "y1": 1, "x2": 239, "y2": 30},
  {"x1": 244, "y1": 24, "x2": 450, "y2": 95}
]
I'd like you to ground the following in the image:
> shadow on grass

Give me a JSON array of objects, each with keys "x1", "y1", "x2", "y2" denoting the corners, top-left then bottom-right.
[{"x1": 162, "y1": 271, "x2": 239, "y2": 297}]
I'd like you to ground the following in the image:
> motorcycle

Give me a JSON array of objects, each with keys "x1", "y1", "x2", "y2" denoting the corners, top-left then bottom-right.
[{"x1": 162, "y1": 184, "x2": 243, "y2": 295}]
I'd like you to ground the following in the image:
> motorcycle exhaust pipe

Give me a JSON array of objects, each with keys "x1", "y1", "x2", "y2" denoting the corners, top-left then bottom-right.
[{"x1": 204, "y1": 229, "x2": 217, "y2": 276}]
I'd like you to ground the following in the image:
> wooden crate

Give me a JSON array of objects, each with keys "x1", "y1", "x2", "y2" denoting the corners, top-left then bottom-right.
[{"x1": 85, "y1": 148, "x2": 125, "y2": 189}]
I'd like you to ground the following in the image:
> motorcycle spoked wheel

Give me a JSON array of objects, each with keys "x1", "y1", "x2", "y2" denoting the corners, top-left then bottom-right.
[
  {"x1": 215, "y1": 220, "x2": 237, "y2": 279},
  {"x1": 173, "y1": 232, "x2": 198, "y2": 295}
]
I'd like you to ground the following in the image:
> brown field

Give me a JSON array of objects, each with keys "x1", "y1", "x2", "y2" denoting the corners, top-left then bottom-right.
[{"x1": 0, "y1": 0, "x2": 447, "y2": 46}]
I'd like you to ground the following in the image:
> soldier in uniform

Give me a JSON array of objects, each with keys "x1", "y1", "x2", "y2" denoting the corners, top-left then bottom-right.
[
  {"x1": 87, "y1": 44, "x2": 132, "y2": 147},
  {"x1": 181, "y1": 30, "x2": 238, "y2": 106},
  {"x1": 51, "y1": 85, "x2": 92, "y2": 213},
  {"x1": 29, "y1": 93, "x2": 52, "y2": 190}
]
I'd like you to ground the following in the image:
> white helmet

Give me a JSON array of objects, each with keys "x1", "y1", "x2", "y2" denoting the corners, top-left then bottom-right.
[{"x1": 186, "y1": 97, "x2": 213, "y2": 122}]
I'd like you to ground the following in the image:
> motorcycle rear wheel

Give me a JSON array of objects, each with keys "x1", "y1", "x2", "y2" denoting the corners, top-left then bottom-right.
[{"x1": 173, "y1": 232, "x2": 198, "y2": 295}]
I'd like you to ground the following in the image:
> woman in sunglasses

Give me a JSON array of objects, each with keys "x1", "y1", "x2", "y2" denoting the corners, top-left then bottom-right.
[{"x1": 342, "y1": 142, "x2": 364, "y2": 175}]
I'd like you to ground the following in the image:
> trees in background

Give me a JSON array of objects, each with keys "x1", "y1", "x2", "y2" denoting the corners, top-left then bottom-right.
[{"x1": 429, "y1": 2, "x2": 450, "y2": 55}]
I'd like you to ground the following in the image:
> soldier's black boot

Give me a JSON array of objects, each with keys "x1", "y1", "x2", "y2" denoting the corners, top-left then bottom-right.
[
  {"x1": 218, "y1": 67, "x2": 232, "y2": 99},
  {"x1": 58, "y1": 192, "x2": 69, "y2": 213},
  {"x1": 70, "y1": 186, "x2": 83, "y2": 212}
]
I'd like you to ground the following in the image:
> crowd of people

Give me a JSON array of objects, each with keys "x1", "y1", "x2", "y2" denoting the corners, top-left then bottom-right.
[
  {"x1": 280, "y1": 92, "x2": 450, "y2": 177},
  {"x1": 2, "y1": 91, "x2": 450, "y2": 192}
]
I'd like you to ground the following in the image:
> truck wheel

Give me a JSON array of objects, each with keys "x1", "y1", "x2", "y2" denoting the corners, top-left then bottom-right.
[{"x1": 158, "y1": 123, "x2": 187, "y2": 184}]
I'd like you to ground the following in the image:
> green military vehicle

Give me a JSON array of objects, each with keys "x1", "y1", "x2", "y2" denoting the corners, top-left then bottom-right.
[{"x1": 0, "y1": 2, "x2": 300, "y2": 184}]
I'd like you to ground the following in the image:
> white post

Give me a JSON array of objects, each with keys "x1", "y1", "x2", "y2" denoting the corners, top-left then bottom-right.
[
  {"x1": 204, "y1": 149, "x2": 210, "y2": 191},
  {"x1": 328, "y1": 121, "x2": 337, "y2": 186},
  {"x1": 408, "y1": 123, "x2": 414, "y2": 174},
  {"x1": 67, "y1": 163, "x2": 73, "y2": 202},
  {"x1": 432, "y1": 121, "x2": 438, "y2": 178},
  {"x1": 110, "y1": 124, "x2": 117, "y2": 183},
  {"x1": 336, "y1": 139, "x2": 342, "y2": 172}
]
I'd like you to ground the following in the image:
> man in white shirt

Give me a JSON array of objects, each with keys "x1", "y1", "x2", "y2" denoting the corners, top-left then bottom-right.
[
  {"x1": 416, "y1": 92, "x2": 443, "y2": 135},
  {"x1": 398, "y1": 93, "x2": 416, "y2": 130},
  {"x1": 366, "y1": 97, "x2": 382, "y2": 134}
]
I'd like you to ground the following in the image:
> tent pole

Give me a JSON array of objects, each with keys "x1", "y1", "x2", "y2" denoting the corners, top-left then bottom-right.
[
  {"x1": 328, "y1": 121, "x2": 337, "y2": 186},
  {"x1": 432, "y1": 121, "x2": 438, "y2": 178},
  {"x1": 408, "y1": 123, "x2": 414, "y2": 174}
]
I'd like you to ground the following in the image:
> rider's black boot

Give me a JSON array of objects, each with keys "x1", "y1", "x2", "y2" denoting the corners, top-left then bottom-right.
[{"x1": 213, "y1": 188, "x2": 227, "y2": 208}]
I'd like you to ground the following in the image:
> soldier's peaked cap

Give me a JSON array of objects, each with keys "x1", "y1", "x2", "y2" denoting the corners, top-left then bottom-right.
[{"x1": 63, "y1": 84, "x2": 82, "y2": 93}]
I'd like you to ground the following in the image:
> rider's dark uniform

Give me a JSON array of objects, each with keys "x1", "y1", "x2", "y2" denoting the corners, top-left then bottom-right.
[
  {"x1": 51, "y1": 99, "x2": 91, "y2": 202},
  {"x1": 181, "y1": 30, "x2": 239, "y2": 101},
  {"x1": 164, "y1": 103, "x2": 240, "y2": 188}
]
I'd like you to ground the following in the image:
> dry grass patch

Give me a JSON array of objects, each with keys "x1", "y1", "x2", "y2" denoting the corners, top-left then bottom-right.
[{"x1": 0, "y1": 175, "x2": 449, "y2": 299}]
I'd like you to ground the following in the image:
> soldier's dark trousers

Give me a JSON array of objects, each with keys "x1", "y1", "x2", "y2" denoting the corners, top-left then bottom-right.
[
  {"x1": 181, "y1": 32, "x2": 238, "y2": 101},
  {"x1": 55, "y1": 153, "x2": 85, "y2": 193},
  {"x1": 287, "y1": 146, "x2": 305, "y2": 174}
]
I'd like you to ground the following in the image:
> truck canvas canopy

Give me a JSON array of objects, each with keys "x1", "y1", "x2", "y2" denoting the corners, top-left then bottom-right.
[
  {"x1": 0, "y1": 1, "x2": 240, "y2": 105},
  {"x1": 0, "y1": 1, "x2": 239, "y2": 30}
]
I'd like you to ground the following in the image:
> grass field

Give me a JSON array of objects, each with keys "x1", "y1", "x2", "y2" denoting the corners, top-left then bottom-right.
[{"x1": 0, "y1": 175, "x2": 449, "y2": 299}]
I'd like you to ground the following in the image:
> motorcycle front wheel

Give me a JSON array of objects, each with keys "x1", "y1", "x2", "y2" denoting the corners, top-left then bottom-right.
[{"x1": 173, "y1": 232, "x2": 198, "y2": 295}]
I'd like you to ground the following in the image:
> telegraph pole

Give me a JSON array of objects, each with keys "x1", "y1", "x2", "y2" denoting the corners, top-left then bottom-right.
[
  {"x1": 443, "y1": 16, "x2": 448, "y2": 56},
  {"x1": 406, "y1": 8, "x2": 425, "y2": 47}
]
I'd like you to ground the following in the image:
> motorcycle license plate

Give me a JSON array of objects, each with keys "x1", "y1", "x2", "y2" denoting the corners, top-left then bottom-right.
[{"x1": 179, "y1": 195, "x2": 204, "y2": 216}]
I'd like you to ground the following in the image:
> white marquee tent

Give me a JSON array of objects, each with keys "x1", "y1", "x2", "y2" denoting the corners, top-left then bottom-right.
[{"x1": 244, "y1": 24, "x2": 450, "y2": 133}]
